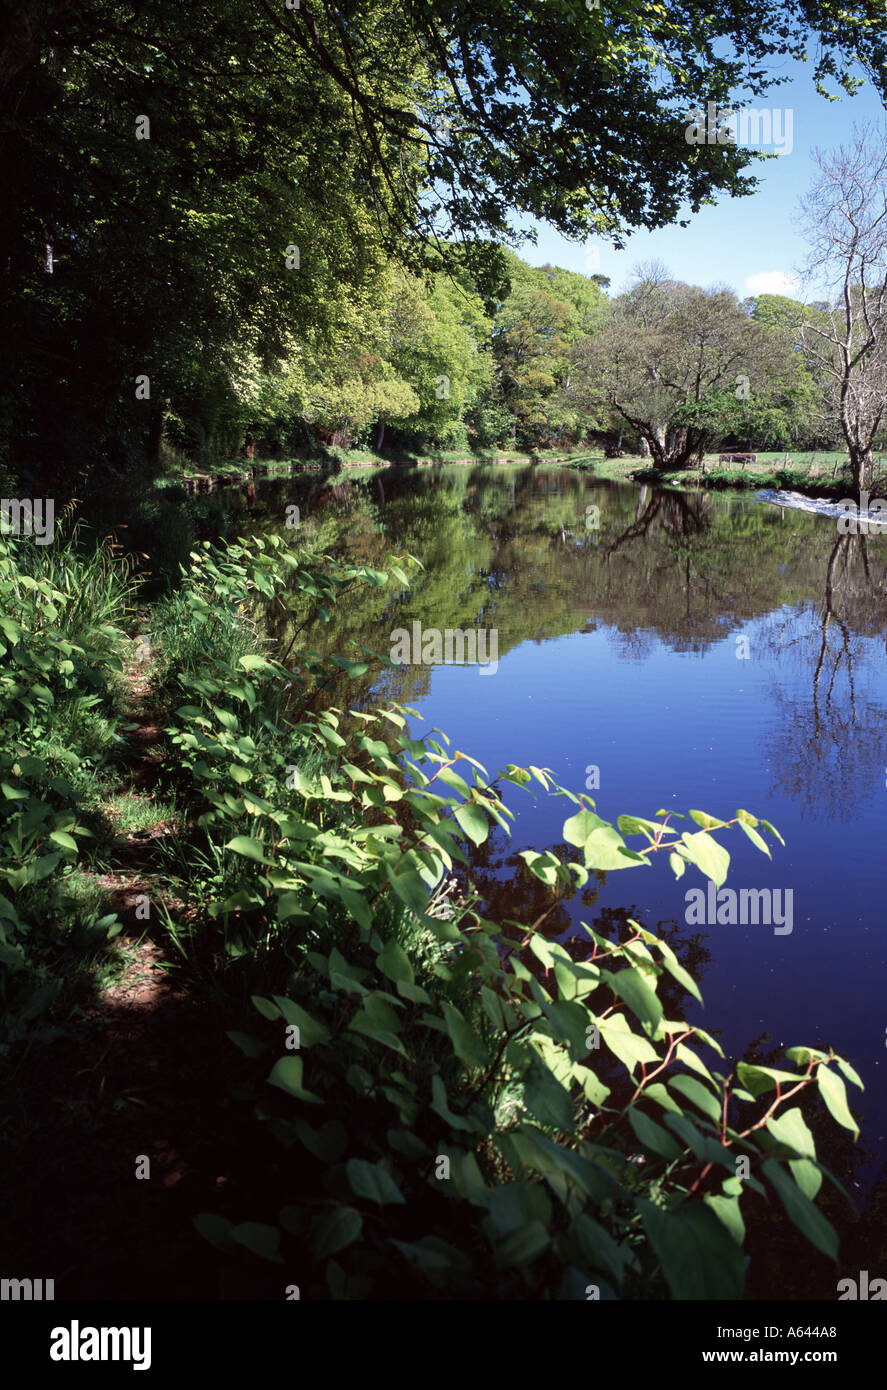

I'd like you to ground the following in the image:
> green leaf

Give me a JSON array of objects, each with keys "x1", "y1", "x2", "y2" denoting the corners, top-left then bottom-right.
[
  {"x1": 310, "y1": 1207, "x2": 363, "y2": 1260},
  {"x1": 598, "y1": 1013, "x2": 659, "y2": 1072},
  {"x1": 765, "y1": 1106, "x2": 821, "y2": 1199},
  {"x1": 346, "y1": 1159, "x2": 406, "y2": 1206},
  {"x1": 496, "y1": 1221, "x2": 550, "y2": 1268},
  {"x1": 386, "y1": 866, "x2": 429, "y2": 916},
  {"x1": 669, "y1": 1074, "x2": 721, "y2": 1123},
  {"x1": 488, "y1": 1182, "x2": 552, "y2": 1236},
  {"x1": 833, "y1": 1057, "x2": 864, "y2": 1091},
  {"x1": 600, "y1": 966, "x2": 662, "y2": 1034},
  {"x1": 628, "y1": 1108, "x2": 684, "y2": 1160},
  {"x1": 510, "y1": 1130, "x2": 617, "y2": 1203},
  {"x1": 636, "y1": 1197, "x2": 744, "y2": 1299},
  {"x1": 704, "y1": 1191, "x2": 745, "y2": 1246},
  {"x1": 252, "y1": 995, "x2": 281, "y2": 1020},
  {"x1": 442, "y1": 1003, "x2": 489, "y2": 1070},
  {"x1": 271, "y1": 997, "x2": 331, "y2": 1046},
  {"x1": 817, "y1": 1065, "x2": 859, "y2": 1139},
  {"x1": 563, "y1": 808, "x2": 606, "y2": 847},
  {"x1": 762, "y1": 1160, "x2": 838, "y2": 1260},
  {"x1": 584, "y1": 825, "x2": 649, "y2": 871},
  {"x1": 231, "y1": 1222, "x2": 283, "y2": 1262},
  {"x1": 48, "y1": 829, "x2": 78, "y2": 851},
  {"x1": 376, "y1": 937, "x2": 415, "y2": 985},
  {"x1": 663, "y1": 1114, "x2": 734, "y2": 1168},
  {"x1": 736, "y1": 1062, "x2": 803, "y2": 1097},
  {"x1": 688, "y1": 809, "x2": 728, "y2": 830},
  {"x1": 758, "y1": 818, "x2": 785, "y2": 846},
  {"x1": 678, "y1": 830, "x2": 730, "y2": 888},
  {"x1": 267, "y1": 1056, "x2": 322, "y2": 1103},
  {"x1": 523, "y1": 1074, "x2": 574, "y2": 1129},
  {"x1": 736, "y1": 818, "x2": 771, "y2": 857},
  {"x1": 225, "y1": 835, "x2": 268, "y2": 863},
  {"x1": 454, "y1": 800, "x2": 488, "y2": 846},
  {"x1": 569, "y1": 1214, "x2": 635, "y2": 1288}
]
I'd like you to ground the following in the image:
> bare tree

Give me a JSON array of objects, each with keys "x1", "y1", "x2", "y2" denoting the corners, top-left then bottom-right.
[{"x1": 799, "y1": 123, "x2": 887, "y2": 493}]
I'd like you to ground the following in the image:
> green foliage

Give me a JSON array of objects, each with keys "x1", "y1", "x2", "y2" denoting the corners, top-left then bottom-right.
[
  {"x1": 157, "y1": 536, "x2": 861, "y2": 1299},
  {"x1": 0, "y1": 526, "x2": 136, "y2": 1041},
  {"x1": 5, "y1": 0, "x2": 884, "y2": 483}
]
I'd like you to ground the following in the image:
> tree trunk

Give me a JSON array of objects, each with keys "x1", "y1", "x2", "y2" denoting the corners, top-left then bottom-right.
[
  {"x1": 375, "y1": 419, "x2": 385, "y2": 451},
  {"x1": 853, "y1": 448, "x2": 873, "y2": 493},
  {"x1": 147, "y1": 405, "x2": 165, "y2": 463}
]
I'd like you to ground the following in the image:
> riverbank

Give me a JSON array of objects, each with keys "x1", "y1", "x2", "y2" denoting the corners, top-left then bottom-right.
[{"x1": 159, "y1": 445, "x2": 881, "y2": 500}]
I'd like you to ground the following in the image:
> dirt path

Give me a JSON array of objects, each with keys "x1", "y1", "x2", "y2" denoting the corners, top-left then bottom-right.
[{"x1": 0, "y1": 630, "x2": 279, "y2": 1298}]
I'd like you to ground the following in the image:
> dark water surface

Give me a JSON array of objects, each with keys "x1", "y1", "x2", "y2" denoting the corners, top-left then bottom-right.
[{"x1": 215, "y1": 464, "x2": 887, "y2": 1199}]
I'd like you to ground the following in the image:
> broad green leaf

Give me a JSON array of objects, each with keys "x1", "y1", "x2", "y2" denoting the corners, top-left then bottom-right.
[
  {"x1": 600, "y1": 966, "x2": 662, "y2": 1034},
  {"x1": 346, "y1": 1159, "x2": 406, "y2": 1206},
  {"x1": 454, "y1": 800, "x2": 488, "y2": 846},
  {"x1": 817, "y1": 1065, "x2": 859, "y2": 1139},
  {"x1": 310, "y1": 1207, "x2": 363, "y2": 1260},
  {"x1": 736, "y1": 818, "x2": 771, "y2": 857},
  {"x1": 271, "y1": 997, "x2": 331, "y2": 1046},
  {"x1": 496, "y1": 1221, "x2": 550, "y2": 1268},
  {"x1": 765, "y1": 1105, "x2": 821, "y2": 1199},
  {"x1": 569, "y1": 1214, "x2": 635, "y2": 1288},
  {"x1": 678, "y1": 830, "x2": 730, "y2": 889},
  {"x1": 736, "y1": 1062, "x2": 803, "y2": 1097},
  {"x1": 629, "y1": 1108, "x2": 684, "y2": 1160},
  {"x1": 231, "y1": 1222, "x2": 282, "y2": 1263},
  {"x1": 762, "y1": 1160, "x2": 838, "y2": 1260},
  {"x1": 488, "y1": 1182, "x2": 552, "y2": 1236},
  {"x1": 705, "y1": 1191, "x2": 745, "y2": 1246},
  {"x1": 563, "y1": 808, "x2": 606, "y2": 847},
  {"x1": 376, "y1": 937, "x2": 415, "y2": 985},
  {"x1": 267, "y1": 1056, "x2": 322, "y2": 1103},
  {"x1": 636, "y1": 1197, "x2": 744, "y2": 1299},
  {"x1": 584, "y1": 825, "x2": 649, "y2": 871},
  {"x1": 442, "y1": 1003, "x2": 489, "y2": 1070},
  {"x1": 225, "y1": 835, "x2": 268, "y2": 863},
  {"x1": 49, "y1": 830, "x2": 78, "y2": 851},
  {"x1": 669, "y1": 1074, "x2": 721, "y2": 1124}
]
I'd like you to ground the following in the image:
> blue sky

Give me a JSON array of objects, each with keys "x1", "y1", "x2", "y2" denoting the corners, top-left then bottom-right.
[{"x1": 516, "y1": 59, "x2": 885, "y2": 300}]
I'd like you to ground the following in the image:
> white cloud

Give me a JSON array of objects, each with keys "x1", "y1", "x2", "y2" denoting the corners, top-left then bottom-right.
[{"x1": 744, "y1": 270, "x2": 801, "y2": 297}]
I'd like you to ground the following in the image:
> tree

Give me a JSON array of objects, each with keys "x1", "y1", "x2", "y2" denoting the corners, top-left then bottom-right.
[
  {"x1": 482, "y1": 255, "x2": 607, "y2": 449},
  {"x1": 567, "y1": 273, "x2": 795, "y2": 469},
  {"x1": 799, "y1": 123, "x2": 887, "y2": 491},
  {"x1": 4, "y1": 0, "x2": 887, "y2": 484}
]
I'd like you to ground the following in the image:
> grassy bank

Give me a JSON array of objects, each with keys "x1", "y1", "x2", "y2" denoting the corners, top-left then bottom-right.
[
  {"x1": 156, "y1": 443, "x2": 887, "y2": 499},
  {"x1": 0, "y1": 524, "x2": 867, "y2": 1300}
]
